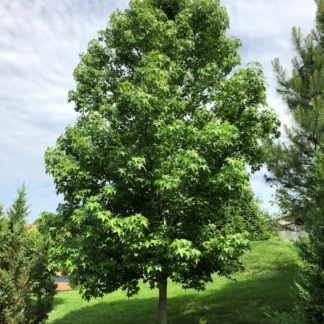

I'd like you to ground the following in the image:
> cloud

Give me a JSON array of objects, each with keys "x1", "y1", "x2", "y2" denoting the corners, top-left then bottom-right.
[
  {"x1": 250, "y1": 167, "x2": 279, "y2": 215},
  {"x1": 222, "y1": 0, "x2": 316, "y2": 213},
  {"x1": 0, "y1": 0, "x2": 316, "y2": 221},
  {"x1": 0, "y1": 0, "x2": 129, "y2": 222},
  {"x1": 223, "y1": 0, "x2": 316, "y2": 121}
]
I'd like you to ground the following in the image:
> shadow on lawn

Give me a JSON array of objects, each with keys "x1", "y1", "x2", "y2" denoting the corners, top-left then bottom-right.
[
  {"x1": 52, "y1": 297, "x2": 66, "y2": 308},
  {"x1": 51, "y1": 262, "x2": 299, "y2": 324}
]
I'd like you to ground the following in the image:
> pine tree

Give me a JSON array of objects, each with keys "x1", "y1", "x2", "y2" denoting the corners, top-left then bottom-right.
[
  {"x1": 266, "y1": 1, "x2": 324, "y2": 321},
  {"x1": 296, "y1": 152, "x2": 324, "y2": 322},
  {"x1": 0, "y1": 187, "x2": 56, "y2": 324},
  {"x1": 0, "y1": 186, "x2": 29, "y2": 323},
  {"x1": 44, "y1": 1, "x2": 278, "y2": 322},
  {"x1": 267, "y1": 0, "x2": 324, "y2": 225}
]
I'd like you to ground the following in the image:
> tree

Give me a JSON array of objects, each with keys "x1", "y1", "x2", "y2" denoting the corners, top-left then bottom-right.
[
  {"x1": 266, "y1": 0, "x2": 324, "y2": 321},
  {"x1": 267, "y1": 0, "x2": 324, "y2": 225},
  {"x1": 296, "y1": 152, "x2": 324, "y2": 323},
  {"x1": 0, "y1": 186, "x2": 56, "y2": 324},
  {"x1": 44, "y1": 0, "x2": 278, "y2": 322}
]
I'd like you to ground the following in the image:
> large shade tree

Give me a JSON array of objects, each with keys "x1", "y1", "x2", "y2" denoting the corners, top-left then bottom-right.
[{"x1": 44, "y1": 0, "x2": 278, "y2": 322}]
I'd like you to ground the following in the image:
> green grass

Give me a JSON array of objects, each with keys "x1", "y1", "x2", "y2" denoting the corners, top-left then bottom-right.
[{"x1": 47, "y1": 236, "x2": 300, "y2": 324}]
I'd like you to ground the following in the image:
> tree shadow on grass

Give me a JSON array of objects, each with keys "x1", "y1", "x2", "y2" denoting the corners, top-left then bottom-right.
[
  {"x1": 52, "y1": 297, "x2": 66, "y2": 308},
  {"x1": 50, "y1": 262, "x2": 299, "y2": 324}
]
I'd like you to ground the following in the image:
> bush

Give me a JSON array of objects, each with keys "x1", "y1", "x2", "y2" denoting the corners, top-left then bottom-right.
[
  {"x1": 296, "y1": 224, "x2": 324, "y2": 323},
  {"x1": 296, "y1": 152, "x2": 324, "y2": 323}
]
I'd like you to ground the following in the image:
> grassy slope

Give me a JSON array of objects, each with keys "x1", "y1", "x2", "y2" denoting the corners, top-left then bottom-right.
[{"x1": 47, "y1": 237, "x2": 300, "y2": 324}]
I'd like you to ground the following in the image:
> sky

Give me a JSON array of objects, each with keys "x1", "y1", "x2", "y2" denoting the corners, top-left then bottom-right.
[{"x1": 0, "y1": 0, "x2": 317, "y2": 223}]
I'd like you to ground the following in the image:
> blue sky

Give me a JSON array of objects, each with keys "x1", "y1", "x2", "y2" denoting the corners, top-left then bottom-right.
[{"x1": 0, "y1": 0, "x2": 316, "y2": 223}]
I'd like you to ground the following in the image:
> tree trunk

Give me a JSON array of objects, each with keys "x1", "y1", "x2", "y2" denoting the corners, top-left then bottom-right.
[{"x1": 159, "y1": 277, "x2": 167, "y2": 324}]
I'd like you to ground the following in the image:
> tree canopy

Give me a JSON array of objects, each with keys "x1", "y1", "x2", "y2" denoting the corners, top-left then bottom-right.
[{"x1": 44, "y1": 0, "x2": 279, "y2": 322}]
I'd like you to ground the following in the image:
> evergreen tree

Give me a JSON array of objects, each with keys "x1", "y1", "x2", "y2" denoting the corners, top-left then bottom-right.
[
  {"x1": 296, "y1": 152, "x2": 324, "y2": 323},
  {"x1": 0, "y1": 187, "x2": 56, "y2": 324},
  {"x1": 44, "y1": 1, "x2": 278, "y2": 322},
  {"x1": 267, "y1": 0, "x2": 324, "y2": 225},
  {"x1": 267, "y1": 1, "x2": 324, "y2": 321}
]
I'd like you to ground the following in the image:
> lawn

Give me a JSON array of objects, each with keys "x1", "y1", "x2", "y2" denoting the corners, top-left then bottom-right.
[{"x1": 47, "y1": 236, "x2": 300, "y2": 324}]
